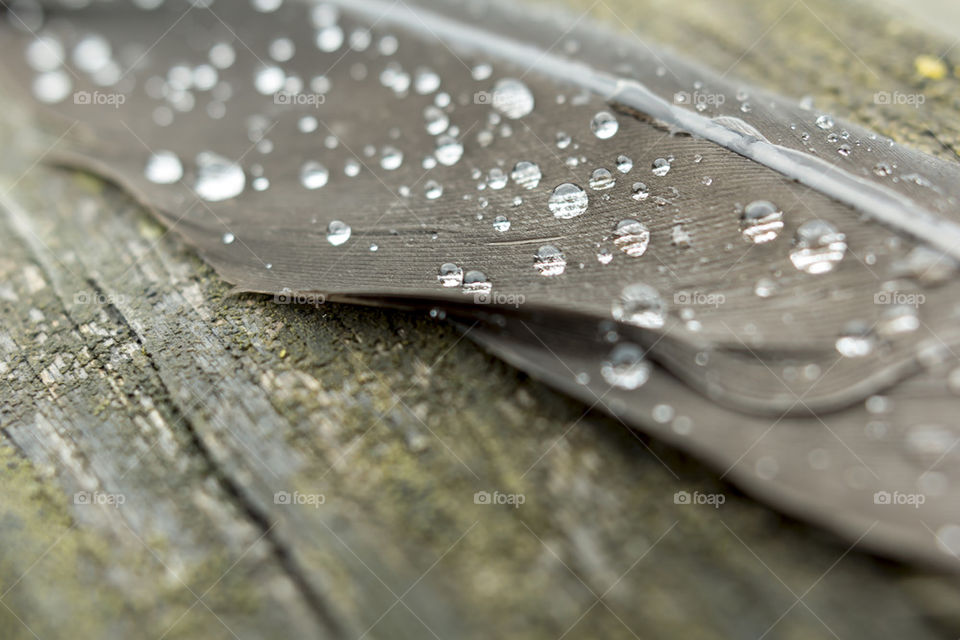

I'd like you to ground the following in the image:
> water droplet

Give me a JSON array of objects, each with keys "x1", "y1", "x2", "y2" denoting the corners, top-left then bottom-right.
[
  {"x1": 424, "y1": 105, "x2": 449, "y2": 135},
  {"x1": 815, "y1": 114, "x2": 835, "y2": 130},
  {"x1": 487, "y1": 167, "x2": 508, "y2": 190},
  {"x1": 33, "y1": 70, "x2": 71, "y2": 104},
  {"x1": 616, "y1": 155, "x2": 633, "y2": 174},
  {"x1": 425, "y1": 180, "x2": 443, "y2": 199},
  {"x1": 26, "y1": 36, "x2": 64, "y2": 72},
  {"x1": 555, "y1": 131, "x2": 572, "y2": 149},
  {"x1": 611, "y1": 284, "x2": 666, "y2": 329},
  {"x1": 790, "y1": 220, "x2": 847, "y2": 274},
  {"x1": 754, "y1": 278, "x2": 778, "y2": 298},
  {"x1": 435, "y1": 135, "x2": 463, "y2": 166},
  {"x1": 73, "y1": 35, "x2": 111, "y2": 73},
  {"x1": 254, "y1": 65, "x2": 286, "y2": 95},
  {"x1": 511, "y1": 161, "x2": 542, "y2": 190},
  {"x1": 835, "y1": 322, "x2": 875, "y2": 357},
  {"x1": 493, "y1": 215, "x2": 511, "y2": 232},
  {"x1": 222, "y1": 232, "x2": 235, "y2": 245},
  {"x1": 601, "y1": 343, "x2": 651, "y2": 390},
  {"x1": 597, "y1": 249, "x2": 613, "y2": 265},
  {"x1": 877, "y1": 305, "x2": 919, "y2": 336},
  {"x1": 873, "y1": 162, "x2": 893, "y2": 177},
  {"x1": 740, "y1": 200, "x2": 784, "y2": 244},
  {"x1": 631, "y1": 182, "x2": 649, "y2": 201},
  {"x1": 316, "y1": 25, "x2": 344, "y2": 52},
  {"x1": 491, "y1": 78, "x2": 534, "y2": 119},
  {"x1": 590, "y1": 111, "x2": 619, "y2": 139},
  {"x1": 613, "y1": 220, "x2": 650, "y2": 257},
  {"x1": 462, "y1": 270, "x2": 491, "y2": 294},
  {"x1": 651, "y1": 158, "x2": 671, "y2": 177},
  {"x1": 534, "y1": 245, "x2": 566, "y2": 276},
  {"x1": 548, "y1": 183, "x2": 588, "y2": 219},
  {"x1": 326, "y1": 220, "x2": 351, "y2": 246},
  {"x1": 300, "y1": 161, "x2": 329, "y2": 189},
  {"x1": 414, "y1": 67, "x2": 440, "y2": 94},
  {"x1": 344, "y1": 159, "x2": 361, "y2": 177},
  {"x1": 145, "y1": 151, "x2": 183, "y2": 184},
  {"x1": 589, "y1": 168, "x2": 615, "y2": 190},
  {"x1": 438, "y1": 263, "x2": 463, "y2": 287},
  {"x1": 380, "y1": 146, "x2": 403, "y2": 170},
  {"x1": 195, "y1": 152, "x2": 245, "y2": 201},
  {"x1": 838, "y1": 144, "x2": 852, "y2": 157}
]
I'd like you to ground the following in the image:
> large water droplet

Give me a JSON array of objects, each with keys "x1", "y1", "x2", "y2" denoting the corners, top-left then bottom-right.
[
  {"x1": 815, "y1": 114, "x2": 835, "y2": 130},
  {"x1": 511, "y1": 161, "x2": 542, "y2": 190},
  {"x1": 33, "y1": 70, "x2": 71, "y2": 104},
  {"x1": 195, "y1": 152, "x2": 245, "y2": 201},
  {"x1": 254, "y1": 65, "x2": 286, "y2": 95},
  {"x1": 740, "y1": 200, "x2": 784, "y2": 244},
  {"x1": 600, "y1": 343, "x2": 651, "y2": 390},
  {"x1": 462, "y1": 270, "x2": 492, "y2": 294},
  {"x1": 300, "y1": 161, "x2": 330, "y2": 189},
  {"x1": 548, "y1": 183, "x2": 588, "y2": 219},
  {"x1": 790, "y1": 220, "x2": 847, "y2": 274},
  {"x1": 590, "y1": 111, "x2": 619, "y2": 139},
  {"x1": 534, "y1": 245, "x2": 566, "y2": 276},
  {"x1": 380, "y1": 146, "x2": 403, "y2": 170},
  {"x1": 612, "y1": 284, "x2": 666, "y2": 329},
  {"x1": 491, "y1": 78, "x2": 535, "y2": 119},
  {"x1": 326, "y1": 220, "x2": 351, "y2": 246},
  {"x1": 73, "y1": 35, "x2": 111, "y2": 73},
  {"x1": 613, "y1": 220, "x2": 650, "y2": 257},
  {"x1": 438, "y1": 263, "x2": 463, "y2": 287},
  {"x1": 145, "y1": 151, "x2": 183, "y2": 184}
]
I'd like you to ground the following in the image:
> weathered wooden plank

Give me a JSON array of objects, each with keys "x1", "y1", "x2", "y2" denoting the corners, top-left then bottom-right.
[{"x1": 2, "y1": 0, "x2": 960, "y2": 638}]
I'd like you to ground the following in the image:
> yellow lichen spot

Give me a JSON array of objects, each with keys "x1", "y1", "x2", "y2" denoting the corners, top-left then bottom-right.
[
  {"x1": 279, "y1": 348, "x2": 287, "y2": 358},
  {"x1": 915, "y1": 55, "x2": 947, "y2": 80}
]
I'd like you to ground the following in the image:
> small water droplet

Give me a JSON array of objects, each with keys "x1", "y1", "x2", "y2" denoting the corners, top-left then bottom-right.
[
  {"x1": 534, "y1": 245, "x2": 566, "y2": 276},
  {"x1": 435, "y1": 135, "x2": 463, "y2": 166},
  {"x1": 491, "y1": 78, "x2": 534, "y2": 119},
  {"x1": 493, "y1": 215, "x2": 511, "y2": 232},
  {"x1": 33, "y1": 70, "x2": 71, "y2": 103},
  {"x1": 597, "y1": 249, "x2": 613, "y2": 265},
  {"x1": 414, "y1": 67, "x2": 440, "y2": 94},
  {"x1": 222, "y1": 232, "x2": 235, "y2": 245},
  {"x1": 589, "y1": 168, "x2": 615, "y2": 190},
  {"x1": 300, "y1": 161, "x2": 330, "y2": 189},
  {"x1": 611, "y1": 284, "x2": 666, "y2": 329},
  {"x1": 616, "y1": 155, "x2": 633, "y2": 174},
  {"x1": 740, "y1": 200, "x2": 784, "y2": 244},
  {"x1": 438, "y1": 263, "x2": 463, "y2": 287},
  {"x1": 380, "y1": 146, "x2": 403, "y2": 170},
  {"x1": 601, "y1": 343, "x2": 651, "y2": 390},
  {"x1": 425, "y1": 179, "x2": 443, "y2": 199},
  {"x1": 815, "y1": 114, "x2": 835, "y2": 130},
  {"x1": 326, "y1": 220, "x2": 351, "y2": 246},
  {"x1": 145, "y1": 151, "x2": 183, "y2": 184},
  {"x1": 487, "y1": 167, "x2": 508, "y2": 190},
  {"x1": 873, "y1": 162, "x2": 893, "y2": 177},
  {"x1": 835, "y1": 322, "x2": 874, "y2": 357},
  {"x1": 548, "y1": 183, "x2": 588, "y2": 219},
  {"x1": 631, "y1": 182, "x2": 649, "y2": 200},
  {"x1": 590, "y1": 111, "x2": 619, "y2": 139},
  {"x1": 754, "y1": 278, "x2": 778, "y2": 297},
  {"x1": 790, "y1": 220, "x2": 847, "y2": 274},
  {"x1": 195, "y1": 152, "x2": 245, "y2": 201},
  {"x1": 613, "y1": 220, "x2": 650, "y2": 257},
  {"x1": 511, "y1": 161, "x2": 542, "y2": 190},
  {"x1": 462, "y1": 270, "x2": 492, "y2": 294},
  {"x1": 651, "y1": 158, "x2": 671, "y2": 177},
  {"x1": 423, "y1": 105, "x2": 449, "y2": 135}
]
